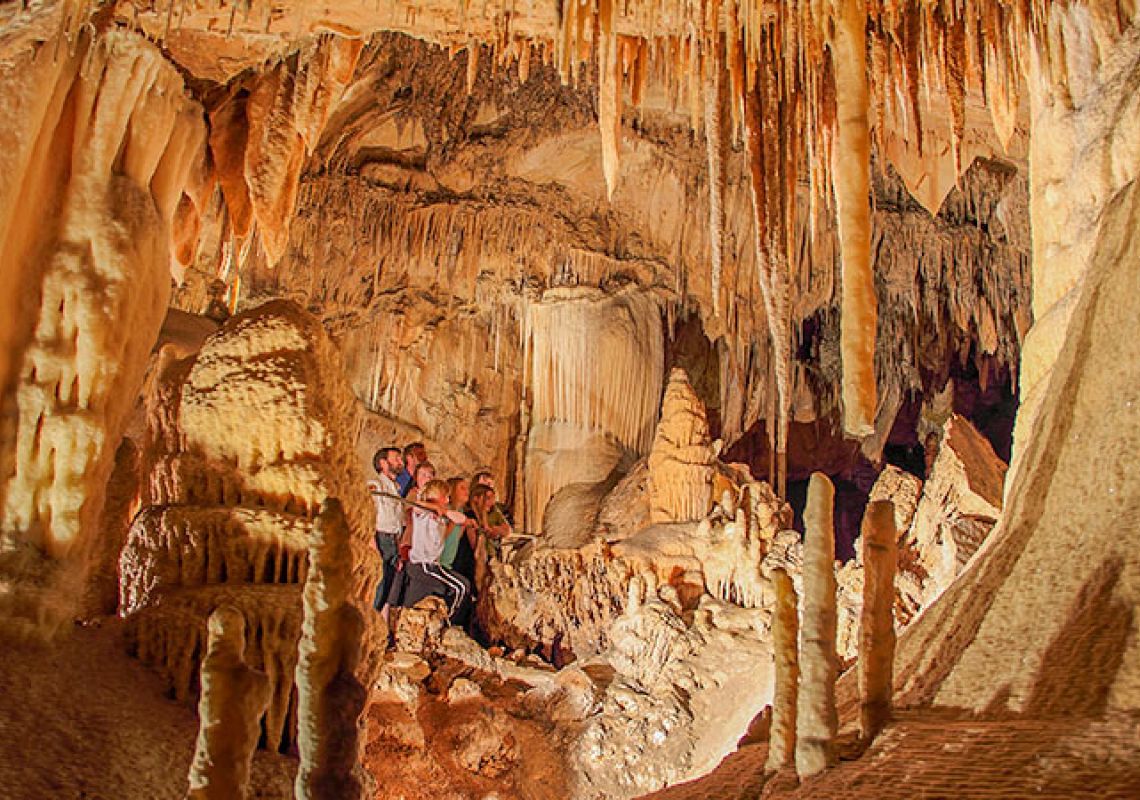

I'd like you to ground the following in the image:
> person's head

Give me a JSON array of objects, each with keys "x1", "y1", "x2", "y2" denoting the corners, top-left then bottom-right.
[
  {"x1": 923, "y1": 431, "x2": 941, "y2": 476},
  {"x1": 472, "y1": 470, "x2": 495, "y2": 490},
  {"x1": 448, "y1": 477, "x2": 470, "y2": 509},
  {"x1": 403, "y1": 442, "x2": 427, "y2": 472},
  {"x1": 421, "y1": 479, "x2": 450, "y2": 507},
  {"x1": 414, "y1": 460, "x2": 436, "y2": 488},
  {"x1": 469, "y1": 483, "x2": 496, "y2": 514},
  {"x1": 373, "y1": 446, "x2": 402, "y2": 477}
]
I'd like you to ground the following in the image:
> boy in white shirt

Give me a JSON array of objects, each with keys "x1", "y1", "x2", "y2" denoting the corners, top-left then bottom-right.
[{"x1": 396, "y1": 479, "x2": 472, "y2": 624}]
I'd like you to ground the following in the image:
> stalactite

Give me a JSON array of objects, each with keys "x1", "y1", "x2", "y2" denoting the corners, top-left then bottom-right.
[
  {"x1": 525, "y1": 290, "x2": 664, "y2": 456},
  {"x1": 826, "y1": 0, "x2": 878, "y2": 438},
  {"x1": 466, "y1": 40, "x2": 479, "y2": 95},
  {"x1": 704, "y1": 24, "x2": 729, "y2": 318},
  {"x1": 742, "y1": 26, "x2": 792, "y2": 498},
  {"x1": 795, "y1": 472, "x2": 838, "y2": 778},
  {"x1": 598, "y1": 0, "x2": 621, "y2": 200}
]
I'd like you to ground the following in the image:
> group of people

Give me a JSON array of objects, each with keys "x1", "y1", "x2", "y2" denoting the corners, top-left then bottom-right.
[{"x1": 367, "y1": 441, "x2": 513, "y2": 630}]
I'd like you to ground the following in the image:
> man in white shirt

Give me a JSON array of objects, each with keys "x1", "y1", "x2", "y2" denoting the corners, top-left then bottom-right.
[{"x1": 368, "y1": 447, "x2": 405, "y2": 614}]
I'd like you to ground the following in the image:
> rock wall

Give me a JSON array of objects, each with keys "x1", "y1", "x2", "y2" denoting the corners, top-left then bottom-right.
[
  {"x1": 0, "y1": 29, "x2": 205, "y2": 635},
  {"x1": 895, "y1": 10, "x2": 1140, "y2": 715},
  {"x1": 121, "y1": 300, "x2": 382, "y2": 751}
]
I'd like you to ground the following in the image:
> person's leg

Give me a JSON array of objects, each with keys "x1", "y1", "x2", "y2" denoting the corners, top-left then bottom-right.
[
  {"x1": 373, "y1": 533, "x2": 399, "y2": 611},
  {"x1": 400, "y1": 563, "x2": 437, "y2": 609},
  {"x1": 451, "y1": 567, "x2": 474, "y2": 628},
  {"x1": 425, "y1": 564, "x2": 470, "y2": 624}
]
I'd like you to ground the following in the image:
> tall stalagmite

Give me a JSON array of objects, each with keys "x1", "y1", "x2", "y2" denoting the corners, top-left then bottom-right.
[
  {"x1": 295, "y1": 499, "x2": 367, "y2": 800},
  {"x1": 766, "y1": 567, "x2": 800, "y2": 773},
  {"x1": 859, "y1": 499, "x2": 897, "y2": 741},
  {"x1": 187, "y1": 606, "x2": 272, "y2": 800},
  {"x1": 796, "y1": 472, "x2": 839, "y2": 778}
]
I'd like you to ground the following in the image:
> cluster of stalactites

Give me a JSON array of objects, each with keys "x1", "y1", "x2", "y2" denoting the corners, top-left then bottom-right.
[{"x1": 545, "y1": 0, "x2": 1106, "y2": 450}]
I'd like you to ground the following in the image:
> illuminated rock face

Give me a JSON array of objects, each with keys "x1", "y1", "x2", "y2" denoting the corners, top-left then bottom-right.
[
  {"x1": 120, "y1": 300, "x2": 381, "y2": 753},
  {"x1": 904, "y1": 414, "x2": 1007, "y2": 607},
  {"x1": 0, "y1": 29, "x2": 205, "y2": 636}
]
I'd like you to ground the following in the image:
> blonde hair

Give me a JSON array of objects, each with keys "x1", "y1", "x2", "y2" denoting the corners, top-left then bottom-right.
[{"x1": 421, "y1": 479, "x2": 450, "y2": 504}]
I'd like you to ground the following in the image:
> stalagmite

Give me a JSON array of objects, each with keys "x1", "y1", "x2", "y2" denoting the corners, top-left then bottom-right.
[
  {"x1": 859, "y1": 500, "x2": 897, "y2": 742},
  {"x1": 647, "y1": 369, "x2": 715, "y2": 523},
  {"x1": 294, "y1": 499, "x2": 367, "y2": 800},
  {"x1": 765, "y1": 567, "x2": 799, "y2": 773},
  {"x1": 795, "y1": 472, "x2": 838, "y2": 778},
  {"x1": 827, "y1": 0, "x2": 878, "y2": 437},
  {"x1": 187, "y1": 606, "x2": 271, "y2": 800}
]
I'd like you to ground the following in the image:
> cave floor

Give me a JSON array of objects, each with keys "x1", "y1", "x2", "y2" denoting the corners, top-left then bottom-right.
[
  {"x1": 5, "y1": 621, "x2": 1140, "y2": 800},
  {"x1": 0, "y1": 620, "x2": 295, "y2": 800},
  {"x1": 643, "y1": 707, "x2": 1140, "y2": 800}
]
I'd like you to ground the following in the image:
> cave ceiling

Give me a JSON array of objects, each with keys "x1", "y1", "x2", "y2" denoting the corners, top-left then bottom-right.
[{"x1": 2, "y1": 0, "x2": 1047, "y2": 462}]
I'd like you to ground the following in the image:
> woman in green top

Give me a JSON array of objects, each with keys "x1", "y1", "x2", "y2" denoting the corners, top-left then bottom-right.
[{"x1": 439, "y1": 477, "x2": 471, "y2": 569}]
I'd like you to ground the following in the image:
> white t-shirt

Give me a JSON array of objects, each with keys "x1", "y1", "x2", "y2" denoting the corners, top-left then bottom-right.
[
  {"x1": 408, "y1": 508, "x2": 447, "y2": 565},
  {"x1": 368, "y1": 473, "x2": 403, "y2": 535}
]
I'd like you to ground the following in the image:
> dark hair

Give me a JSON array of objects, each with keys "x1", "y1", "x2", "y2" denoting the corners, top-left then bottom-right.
[
  {"x1": 373, "y1": 447, "x2": 400, "y2": 473},
  {"x1": 403, "y1": 441, "x2": 426, "y2": 460},
  {"x1": 469, "y1": 483, "x2": 494, "y2": 505}
]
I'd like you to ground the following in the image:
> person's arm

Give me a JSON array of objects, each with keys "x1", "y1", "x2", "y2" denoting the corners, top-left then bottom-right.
[
  {"x1": 488, "y1": 506, "x2": 513, "y2": 539},
  {"x1": 443, "y1": 509, "x2": 468, "y2": 526},
  {"x1": 397, "y1": 508, "x2": 414, "y2": 561}
]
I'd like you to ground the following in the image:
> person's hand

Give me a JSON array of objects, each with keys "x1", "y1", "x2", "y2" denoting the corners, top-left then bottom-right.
[{"x1": 398, "y1": 544, "x2": 411, "y2": 563}]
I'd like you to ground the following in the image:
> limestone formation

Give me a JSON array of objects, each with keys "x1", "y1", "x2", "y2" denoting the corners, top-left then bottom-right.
[
  {"x1": 836, "y1": 466, "x2": 924, "y2": 661},
  {"x1": 119, "y1": 300, "x2": 382, "y2": 752},
  {"x1": 523, "y1": 288, "x2": 665, "y2": 533},
  {"x1": 795, "y1": 473, "x2": 839, "y2": 778},
  {"x1": 647, "y1": 369, "x2": 716, "y2": 524},
  {"x1": 905, "y1": 414, "x2": 1007, "y2": 606},
  {"x1": 0, "y1": 28, "x2": 205, "y2": 635},
  {"x1": 294, "y1": 499, "x2": 367, "y2": 800},
  {"x1": 187, "y1": 606, "x2": 272, "y2": 800},
  {"x1": 765, "y1": 568, "x2": 799, "y2": 773},
  {"x1": 859, "y1": 500, "x2": 897, "y2": 742}
]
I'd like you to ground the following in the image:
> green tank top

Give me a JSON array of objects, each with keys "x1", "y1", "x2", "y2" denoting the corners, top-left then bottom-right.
[{"x1": 439, "y1": 524, "x2": 463, "y2": 568}]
